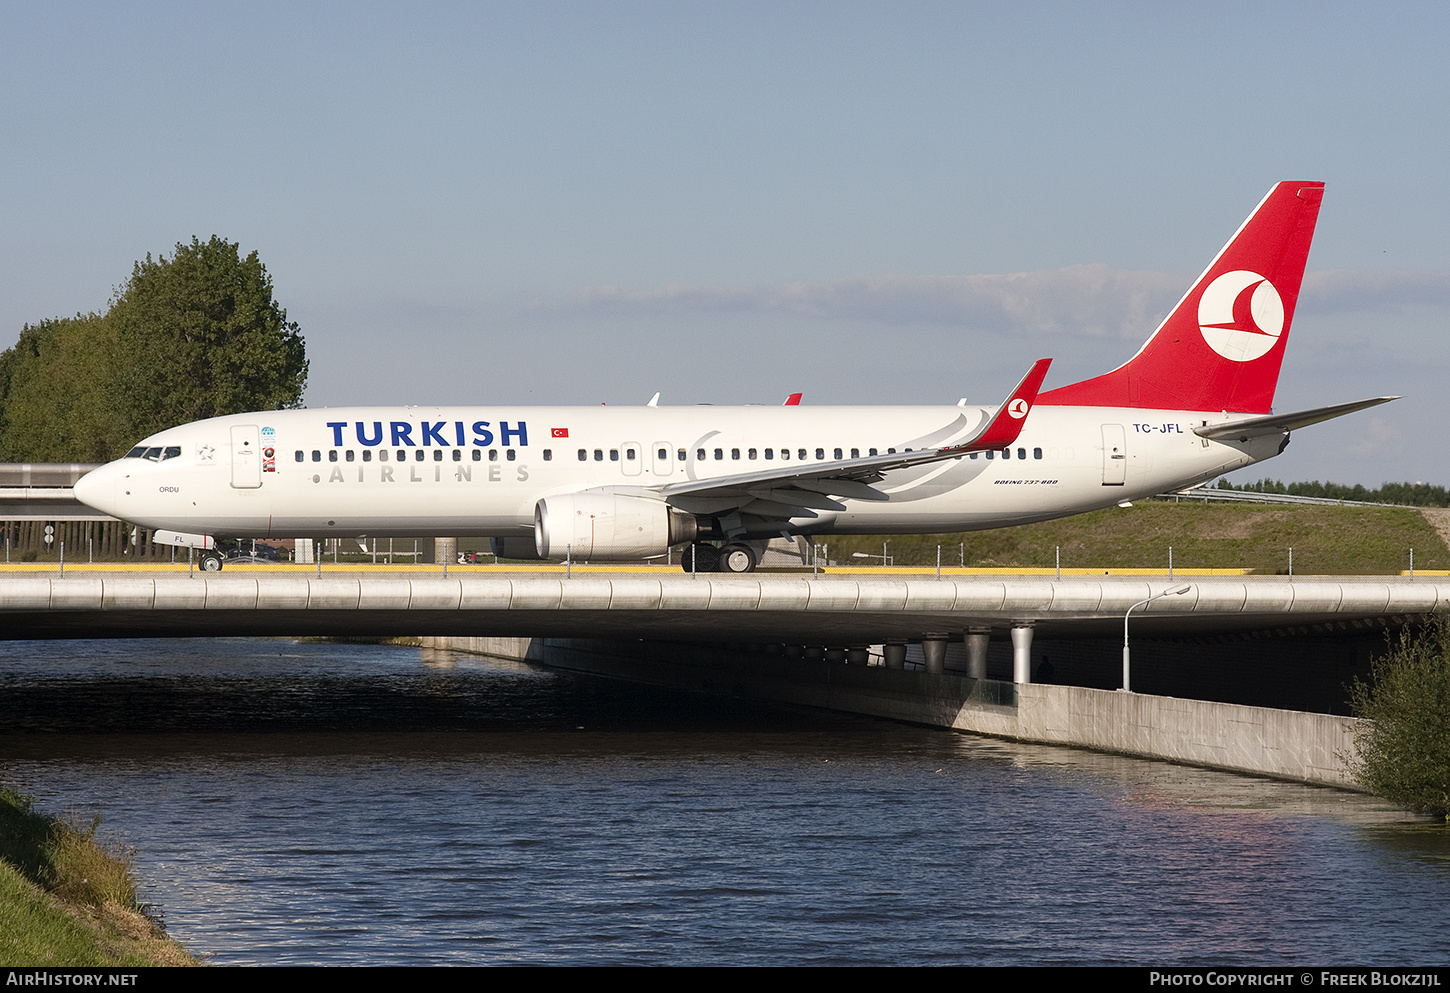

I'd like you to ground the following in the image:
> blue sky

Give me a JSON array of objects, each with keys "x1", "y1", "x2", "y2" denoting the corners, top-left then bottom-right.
[{"x1": 2, "y1": 2, "x2": 1447, "y2": 484}]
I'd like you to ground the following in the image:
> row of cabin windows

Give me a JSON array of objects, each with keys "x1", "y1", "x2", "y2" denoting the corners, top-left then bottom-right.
[
  {"x1": 573, "y1": 446, "x2": 1045, "y2": 462},
  {"x1": 972, "y1": 448, "x2": 1043, "y2": 460},
  {"x1": 578, "y1": 446, "x2": 911, "y2": 462},
  {"x1": 298, "y1": 449, "x2": 542, "y2": 463},
  {"x1": 293, "y1": 445, "x2": 1047, "y2": 466}
]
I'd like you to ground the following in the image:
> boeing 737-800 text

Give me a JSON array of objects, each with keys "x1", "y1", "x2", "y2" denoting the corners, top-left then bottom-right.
[{"x1": 73, "y1": 181, "x2": 1394, "y2": 572}]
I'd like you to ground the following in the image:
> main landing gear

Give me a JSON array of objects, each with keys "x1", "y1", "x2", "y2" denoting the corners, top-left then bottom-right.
[{"x1": 680, "y1": 542, "x2": 757, "y2": 574}]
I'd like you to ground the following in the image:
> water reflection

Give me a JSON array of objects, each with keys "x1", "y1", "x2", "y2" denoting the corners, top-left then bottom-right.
[{"x1": 0, "y1": 639, "x2": 1445, "y2": 966}]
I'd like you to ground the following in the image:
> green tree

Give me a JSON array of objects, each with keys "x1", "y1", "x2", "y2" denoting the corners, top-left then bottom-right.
[
  {"x1": 1350, "y1": 620, "x2": 1450, "y2": 819},
  {"x1": 106, "y1": 236, "x2": 308, "y2": 442},
  {"x1": 0, "y1": 236, "x2": 307, "y2": 461},
  {"x1": 0, "y1": 313, "x2": 122, "y2": 462}
]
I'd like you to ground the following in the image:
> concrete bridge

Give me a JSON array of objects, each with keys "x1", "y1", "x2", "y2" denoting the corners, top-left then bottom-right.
[
  {"x1": 0, "y1": 569, "x2": 1439, "y2": 647},
  {"x1": 2, "y1": 567, "x2": 1433, "y2": 789}
]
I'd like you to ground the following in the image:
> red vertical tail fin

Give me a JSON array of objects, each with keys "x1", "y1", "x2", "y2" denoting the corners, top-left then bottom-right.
[{"x1": 1037, "y1": 181, "x2": 1324, "y2": 413}]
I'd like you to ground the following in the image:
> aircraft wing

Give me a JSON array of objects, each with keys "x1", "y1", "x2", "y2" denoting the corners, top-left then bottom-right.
[
  {"x1": 654, "y1": 360, "x2": 1051, "y2": 519},
  {"x1": 1193, "y1": 396, "x2": 1398, "y2": 442}
]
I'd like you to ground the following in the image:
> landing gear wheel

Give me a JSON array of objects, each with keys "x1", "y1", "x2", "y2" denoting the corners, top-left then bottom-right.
[
  {"x1": 199, "y1": 550, "x2": 224, "y2": 572},
  {"x1": 718, "y1": 543, "x2": 757, "y2": 574},
  {"x1": 680, "y1": 543, "x2": 719, "y2": 574}
]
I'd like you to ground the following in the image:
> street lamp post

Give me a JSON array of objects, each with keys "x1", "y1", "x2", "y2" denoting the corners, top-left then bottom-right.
[{"x1": 1122, "y1": 583, "x2": 1192, "y2": 692}]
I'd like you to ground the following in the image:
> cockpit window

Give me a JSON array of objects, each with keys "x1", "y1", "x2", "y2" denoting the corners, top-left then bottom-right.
[{"x1": 126, "y1": 444, "x2": 182, "y2": 461}]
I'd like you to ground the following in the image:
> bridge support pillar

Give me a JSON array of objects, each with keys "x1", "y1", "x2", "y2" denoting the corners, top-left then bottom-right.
[
  {"x1": 1011, "y1": 624, "x2": 1034, "y2": 684},
  {"x1": 921, "y1": 635, "x2": 949, "y2": 675},
  {"x1": 883, "y1": 643, "x2": 907, "y2": 670},
  {"x1": 965, "y1": 626, "x2": 990, "y2": 681},
  {"x1": 846, "y1": 646, "x2": 870, "y2": 665},
  {"x1": 434, "y1": 537, "x2": 457, "y2": 566}
]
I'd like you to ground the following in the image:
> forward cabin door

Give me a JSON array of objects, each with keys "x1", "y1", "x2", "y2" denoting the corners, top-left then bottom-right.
[
  {"x1": 231, "y1": 425, "x2": 262, "y2": 488},
  {"x1": 1101, "y1": 424, "x2": 1126, "y2": 486}
]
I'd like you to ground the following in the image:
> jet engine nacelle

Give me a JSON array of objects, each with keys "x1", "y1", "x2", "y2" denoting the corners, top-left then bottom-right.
[{"x1": 534, "y1": 492, "x2": 698, "y2": 560}]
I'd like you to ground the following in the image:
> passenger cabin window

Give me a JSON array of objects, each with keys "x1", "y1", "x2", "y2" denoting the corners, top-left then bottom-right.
[
  {"x1": 294, "y1": 451, "x2": 304, "y2": 462},
  {"x1": 1034, "y1": 448, "x2": 1042, "y2": 460},
  {"x1": 578, "y1": 449, "x2": 587, "y2": 461},
  {"x1": 507, "y1": 450, "x2": 516, "y2": 461},
  {"x1": 610, "y1": 449, "x2": 619, "y2": 462},
  {"x1": 543, "y1": 450, "x2": 553, "y2": 461},
  {"x1": 312, "y1": 451, "x2": 321, "y2": 462},
  {"x1": 363, "y1": 450, "x2": 372, "y2": 462},
  {"x1": 433, "y1": 449, "x2": 443, "y2": 462},
  {"x1": 346, "y1": 450, "x2": 355, "y2": 462}
]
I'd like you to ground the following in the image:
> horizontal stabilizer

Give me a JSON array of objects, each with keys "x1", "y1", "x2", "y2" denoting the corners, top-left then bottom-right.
[{"x1": 1194, "y1": 396, "x2": 1398, "y2": 441}]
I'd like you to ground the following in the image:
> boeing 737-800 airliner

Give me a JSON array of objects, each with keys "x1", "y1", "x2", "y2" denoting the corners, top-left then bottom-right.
[{"x1": 73, "y1": 182, "x2": 1394, "y2": 572}]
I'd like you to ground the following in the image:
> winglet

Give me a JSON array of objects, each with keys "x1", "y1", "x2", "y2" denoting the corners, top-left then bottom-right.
[
  {"x1": 783, "y1": 392, "x2": 802, "y2": 406},
  {"x1": 962, "y1": 358, "x2": 1052, "y2": 451}
]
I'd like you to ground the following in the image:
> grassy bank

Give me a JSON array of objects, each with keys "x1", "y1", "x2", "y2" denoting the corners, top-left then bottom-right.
[
  {"x1": 823, "y1": 503, "x2": 1448, "y2": 575},
  {"x1": 0, "y1": 788, "x2": 195, "y2": 966}
]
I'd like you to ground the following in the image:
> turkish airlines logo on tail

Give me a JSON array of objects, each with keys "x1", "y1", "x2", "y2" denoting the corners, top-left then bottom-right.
[
  {"x1": 1197, "y1": 270, "x2": 1285, "y2": 362},
  {"x1": 1007, "y1": 398, "x2": 1029, "y2": 419}
]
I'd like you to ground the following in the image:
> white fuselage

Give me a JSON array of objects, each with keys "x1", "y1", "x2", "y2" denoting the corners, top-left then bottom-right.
[{"x1": 74, "y1": 403, "x2": 1282, "y2": 541}]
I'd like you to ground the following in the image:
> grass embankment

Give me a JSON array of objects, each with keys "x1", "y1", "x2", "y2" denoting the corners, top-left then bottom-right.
[
  {"x1": 0, "y1": 788, "x2": 195, "y2": 966},
  {"x1": 824, "y1": 502, "x2": 1449, "y2": 575}
]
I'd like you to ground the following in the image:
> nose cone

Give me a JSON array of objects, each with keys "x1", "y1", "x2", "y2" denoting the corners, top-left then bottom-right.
[{"x1": 73, "y1": 462, "x2": 121, "y2": 517}]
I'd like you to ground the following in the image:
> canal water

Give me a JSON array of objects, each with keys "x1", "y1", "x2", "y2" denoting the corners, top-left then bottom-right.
[{"x1": 0, "y1": 639, "x2": 1446, "y2": 966}]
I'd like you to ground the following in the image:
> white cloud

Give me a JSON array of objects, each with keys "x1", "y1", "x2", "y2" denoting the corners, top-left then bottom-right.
[
  {"x1": 568, "y1": 266, "x2": 1450, "y2": 340},
  {"x1": 1345, "y1": 416, "x2": 1405, "y2": 460},
  {"x1": 1298, "y1": 270, "x2": 1450, "y2": 312},
  {"x1": 575, "y1": 264, "x2": 1188, "y2": 338}
]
